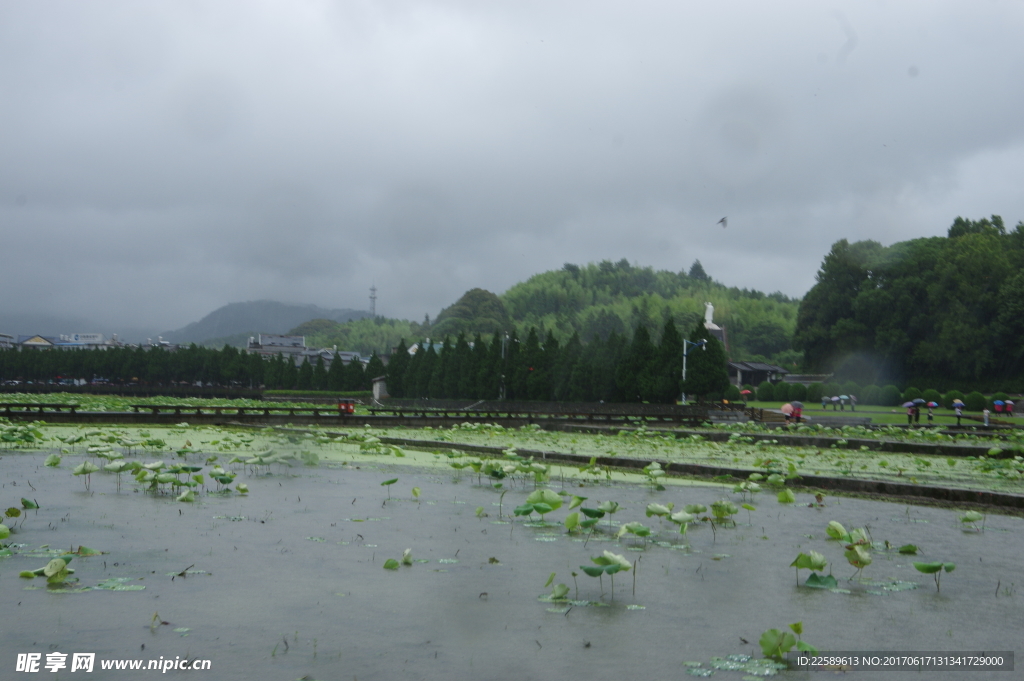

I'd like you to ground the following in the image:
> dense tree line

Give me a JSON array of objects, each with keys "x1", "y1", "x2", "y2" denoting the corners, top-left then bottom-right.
[
  {"x1": 1, "y1": 319, "x2": 733, "y2": 402},
  {"x1": 794, "y1": 215, "x2": 1024, "y2": 390},
  {"x1": 0, "y1": 345, "x2": 385, "y2": 392},
  {"x1": 385, "y1": 320, "x2": 729, "y2": 403}
]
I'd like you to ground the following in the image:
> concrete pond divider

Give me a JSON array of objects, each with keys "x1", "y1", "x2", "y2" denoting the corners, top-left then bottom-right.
[{"x1": 246, "y1": 424, "x2": 1024, "y2": 511}]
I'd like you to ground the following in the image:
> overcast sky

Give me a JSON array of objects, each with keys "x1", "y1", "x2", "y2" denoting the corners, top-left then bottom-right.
[{"x1": 3, "y1": 1, "x2": 1023, "y2": 335}]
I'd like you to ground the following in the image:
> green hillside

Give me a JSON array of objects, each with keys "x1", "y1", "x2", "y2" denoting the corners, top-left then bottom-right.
[{"x1": 297, "y1": 259, "x2": 801, "y2": 364}]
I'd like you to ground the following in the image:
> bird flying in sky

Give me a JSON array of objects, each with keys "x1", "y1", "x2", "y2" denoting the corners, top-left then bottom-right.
[{"x1": 717, "y1": 217, "x2": 728, "y2": 228}]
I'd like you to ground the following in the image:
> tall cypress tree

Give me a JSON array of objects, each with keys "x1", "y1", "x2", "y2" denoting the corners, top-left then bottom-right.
[
  {"x1": 682, "y1": 322, "x2": 729, "y2": 402},
  {"x1": 387, "y1": 340, "x2": 410, "y2": 398},
  {"x1": 312, "y1": 356, "x2": 327, "y2": 390},
  {"x1": 327, "y1": 352, "x2": 344, "y2": 391},
  {"x1": 296, "y1": 357, "x2": 314, "y2": 390},
  {"x1": 651, "y1": 319, "x2": 684, "y2": 403}
]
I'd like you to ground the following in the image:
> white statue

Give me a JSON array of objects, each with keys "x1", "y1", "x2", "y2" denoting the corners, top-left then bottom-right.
[{"x1": 704, "y1": 302, "x2": 714, "y2": 325}]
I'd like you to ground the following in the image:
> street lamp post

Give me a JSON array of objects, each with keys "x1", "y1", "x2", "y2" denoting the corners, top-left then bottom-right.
[{"x1": 681, "y1": 338, "x2": 707, "y2": 405}]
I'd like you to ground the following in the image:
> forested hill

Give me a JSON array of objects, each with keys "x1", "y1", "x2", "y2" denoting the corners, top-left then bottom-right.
[
  {"x1": 299, "y1": 260, "x2": 801, "y2": 362},
  {"x1": 794, "y1": 215, "x2": 1024, "y2": 390},
  {"x1": 499, "y1": 260, "x2": 799, "y2": 361}
]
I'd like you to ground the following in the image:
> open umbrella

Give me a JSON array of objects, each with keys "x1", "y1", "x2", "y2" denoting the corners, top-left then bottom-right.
[
  {"x1": 831, "y1": 396, "x2": 840, "y2": 402},
  {"x1": 790, "y1": 401, "x2": 804, "y2": 409},
  {"x1": 993, "y1": 400, "x2": 1005, "y2": 406},
  {"x1": 902, "y1": 401, "x2": 915, "y2": 408},
  {"x1": 740, "y1": 389, "x2": 752, "y2": 395},
  {"x1": 839, "y1": 394, "x2": 850, "y2": 400},
  {"x1": 780, "y1": 403, "x2": 794, "y2": 415},
  {"x1": 952, "y1": 399, "x2": 965, "y2": 405},
  {"x1": 912, "y1": 398, "x2": 926, "y2": 405},
  {"x1": 927, "y1": 401, "x2": 938, "y2": 407}
]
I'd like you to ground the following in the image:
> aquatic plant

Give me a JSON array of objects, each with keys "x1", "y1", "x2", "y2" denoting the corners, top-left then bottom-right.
[
  {"x1": 913, "y1": 561, "x2": 955, "y2": 591},
  {"x1": 514, "y1": 489, "x2": 563, "y2": 521},
  {"x1": 790, "y1": 551, "x2": 828, "y2": 587},
  {"x1": 72, "y1": 461, "x2": 100, "y2": 491},
  {"x1": 960, "y1": 510, "x2": 985, "y2": 532},
  {"x1": 381, "y1": 478, "x2": 398, "y2": 499},
  {"x1": 580, "y1": 551, "x2": 631, "y2": 599},
  {"x1": 759, "y1": 622, "x2": 817, "y2": 660},
  {"x1": 710, "y1": 500, "x2": 739, "y2": 526}
]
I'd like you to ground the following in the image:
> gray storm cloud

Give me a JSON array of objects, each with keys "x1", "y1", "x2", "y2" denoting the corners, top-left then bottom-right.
[{"x1": 1, "y1": 0, "x2": 1023, "y2": 335}]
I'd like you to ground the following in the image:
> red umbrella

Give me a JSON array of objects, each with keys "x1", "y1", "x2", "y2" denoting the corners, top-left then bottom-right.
[
  {"x1": 740, "y1": 389, "x2": 752, "y2": 395},
  {"x1": 780, "y1": 403, "x2": 794, "y2": 414}
]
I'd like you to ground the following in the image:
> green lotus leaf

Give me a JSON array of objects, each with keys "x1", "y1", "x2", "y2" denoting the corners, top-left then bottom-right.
[
  {"x1": 568, "y1": 495, "x2": 587, "y2": 510},
  {"x1": 759, "y1": 628, "x2": 796, "y2": 659},
  {"x1": 564, "y1": 512, "x2": 579, "y2": 531},
  {"x1": 826, "y1": 521, "x2": 847, "y2": 539},
  {"x1": 526, "y1": 489, "x2": 562, "y2": 512},
  {"x1": 0, "y1": 524, "x2": 9, "y2": 539},
  {"x1": 898, "y1": 544, "x2": 919, "y2": 554},
  {"x1": 804, "y1": 573, "x2": 837, "y2": 589},
  {"x1": 684, "y1": 504, "x2": 707, "y2": 514},
  {"x1": 43, "y1": 558, "x2": 67, "y2": 578},
  {"x1": 579, "y1": 507, "x2": 605, "y2": 519},
  {"x1": 596, "y1": 501, "x2": 619, "y2": 514},
  {"x1": 645, "y1": 503, "x2": 672, "y2": 517},
  {"x1": 844, "y1": 545, "x2": 872, "y2": 569},
  {"x1": 383, "y1": 558, "x2": 400, "y2": 570},
  {"x1": 776, "y1": 489, "x2": 796, "y2": 504},
  {"x1": 580, "y1": 565, "x2": 604, "y2": 577},
  {"x1": 44, "y1": 454, "x2": 62, "y2": 467},
  {"x1": 550, "y1": 583, "x2": 569, "y2": 599}
]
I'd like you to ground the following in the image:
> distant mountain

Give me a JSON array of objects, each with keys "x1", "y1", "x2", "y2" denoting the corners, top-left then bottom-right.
[{"x1": 160, "y1": 301, "x2": 371, "y2": 346}]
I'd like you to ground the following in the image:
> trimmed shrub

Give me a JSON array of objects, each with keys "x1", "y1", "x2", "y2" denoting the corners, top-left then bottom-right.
[
  {"x1": 942, "y1": 390, "x2": 965, "y2": 409},
  {"x1": 774, "y1": 381, "x2": 790, "y2": 402},
  {"x1": 992, "y1": 391, "x2": 1010, "y2": 405},
  {"x1": 921, "y1": 389, "x2": 941, "y2": 405},
  {"x1": 902, "y1": 387, "x2": 922, "y2": 402},
  {"x1": 823, "y1": 382, "x2": 841, "y2": 398},
  {"x1": 788, "y1": 383, "x2": 807, "y2": 402},
  {"x1": 806, "y1": 383, "x2": 824, "y2": 403},
  {"x1": 841, "y1": 381, "x2": 860, "y2": 398},
  {"x1": 860, "y1": 384, "x2": 881, "y2": 405},
  {"x1": 756, "y1": 380, "x2": 774, "y2": 402},
  {"x1": 880, "y1": 385, "x2": 902, "y2": 406},
  {"x1": 964, "y1": 391, "x2": 987, "y2": 412},
  {"x1": 724, "y1": 384, "x2": 742, "y2": 401}
]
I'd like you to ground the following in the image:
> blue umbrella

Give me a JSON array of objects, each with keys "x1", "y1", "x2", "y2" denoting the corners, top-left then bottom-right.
[{"x1": 993, "y1": 400, "x2": 1006, "y2": 406}]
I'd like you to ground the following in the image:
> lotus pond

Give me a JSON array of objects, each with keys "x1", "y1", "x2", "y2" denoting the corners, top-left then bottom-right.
[{"x1": 1, "y1": 421, "x2": 1020, "y2": 680}]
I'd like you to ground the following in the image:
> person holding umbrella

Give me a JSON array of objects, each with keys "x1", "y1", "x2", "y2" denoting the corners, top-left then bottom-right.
[
  {"x1": 791, "y1": 400, "x2": 804, "y2": 423},
  {"x1": 831, "y1": 396, "x2": 840, "y2": 411},
  {"x1": 927, "y1": 401, "x2": 938, "y2": 425},
  {"x1": 953, "y1": 399, "x2": 964, "y2": 426},
  {"x1": 1007, "y1": 400, "x2": 1015, "y2": 418},
  {"x1": 904, "y1": 401, "x2": 915, "y2": 425},
  {"x1": 912, "y1": 397, "x2": 926, "y2": 425},
  {"x1": 780, "y1": 402, "x2": 794, "y2": 424}
]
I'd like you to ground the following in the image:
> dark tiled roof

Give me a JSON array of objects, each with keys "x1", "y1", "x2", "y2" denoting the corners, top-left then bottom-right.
[{"x1": 728, "y1": 361, "x2": 789, "y2": 374}]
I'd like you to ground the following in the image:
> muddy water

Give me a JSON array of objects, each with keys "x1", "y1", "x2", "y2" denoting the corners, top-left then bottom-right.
[{"x1": 1, "y1": 448, "x2": 1020, "y2": 681}]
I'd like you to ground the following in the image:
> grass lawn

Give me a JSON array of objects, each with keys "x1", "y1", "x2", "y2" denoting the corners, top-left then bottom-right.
[{"x1": 736, "y1": 400, "x2": 1006, "y2": 426}]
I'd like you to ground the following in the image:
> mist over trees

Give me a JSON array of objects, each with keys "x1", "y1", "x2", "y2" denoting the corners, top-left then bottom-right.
[{"x1": 794, "y1": 215, "x2": 1024, "y2": 390}]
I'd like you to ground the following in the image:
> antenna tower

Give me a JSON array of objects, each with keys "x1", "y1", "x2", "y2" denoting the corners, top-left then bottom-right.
[{"x1": 369, "y1": 285, "x2": 377, "y2": 317}]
